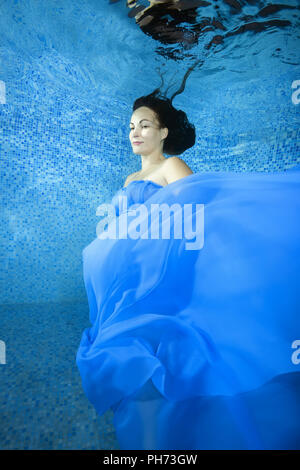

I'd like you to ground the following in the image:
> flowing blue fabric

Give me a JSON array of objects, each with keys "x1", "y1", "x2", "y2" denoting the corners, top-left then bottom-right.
[{"x1": 76, "y1": 167, "x2": 300, "y2": 450}]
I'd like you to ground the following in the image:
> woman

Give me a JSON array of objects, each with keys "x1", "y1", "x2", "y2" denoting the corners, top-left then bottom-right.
[
  {"x1": 76, "y1": 90, "x2": 300, "y2": 450},
  {"x1": 125, "y1": 93, "x2": 194, "y2": 188}
]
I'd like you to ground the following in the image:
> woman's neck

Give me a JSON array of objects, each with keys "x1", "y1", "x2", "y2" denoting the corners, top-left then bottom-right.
[{"x1": 140, "y1": 154, "x2": 167, "y2": 173}]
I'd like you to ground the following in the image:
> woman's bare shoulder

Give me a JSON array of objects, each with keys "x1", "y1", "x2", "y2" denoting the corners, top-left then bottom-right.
[{"x1": 163, "y1": 157, "x2": 193, "y2": 184}]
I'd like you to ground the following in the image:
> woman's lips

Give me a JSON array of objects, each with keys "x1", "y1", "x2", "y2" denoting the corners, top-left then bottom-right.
[{"x1": 133, "y1": 142, "x2": 143, "y2": 145}]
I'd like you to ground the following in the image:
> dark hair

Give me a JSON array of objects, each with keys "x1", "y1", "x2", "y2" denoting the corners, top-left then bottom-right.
[{"x1": 132, "y1": 89, "x2": 196, "y2": 156}]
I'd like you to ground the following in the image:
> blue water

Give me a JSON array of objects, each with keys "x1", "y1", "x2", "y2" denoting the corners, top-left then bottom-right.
[{"x1": 0, "y1": 0, "x2": 299, "y2": 449}]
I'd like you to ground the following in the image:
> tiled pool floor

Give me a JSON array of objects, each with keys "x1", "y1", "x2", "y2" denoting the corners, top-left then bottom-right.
[{"x1": 0, "y1": 301, "x2": 119, "y2": 450}]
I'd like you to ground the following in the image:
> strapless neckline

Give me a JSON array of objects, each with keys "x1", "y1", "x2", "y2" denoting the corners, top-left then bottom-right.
[{"x1": 123, "y1": 180, "x2": 165, "y2": 190}]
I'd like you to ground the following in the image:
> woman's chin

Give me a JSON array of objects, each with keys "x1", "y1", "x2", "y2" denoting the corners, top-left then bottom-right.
[{"x1": 132, "y1": 148, "x2": 142, "y2": 155}]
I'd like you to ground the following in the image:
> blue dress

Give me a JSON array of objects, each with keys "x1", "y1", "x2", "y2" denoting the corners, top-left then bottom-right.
[{"x1": 76, "y1": 167, "x2": 300, "y2": 450}]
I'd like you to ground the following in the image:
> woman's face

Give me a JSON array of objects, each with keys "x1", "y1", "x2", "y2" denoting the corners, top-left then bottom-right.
[{"x1": 129, "y1": 106, "x2": 168, "y2": 156}]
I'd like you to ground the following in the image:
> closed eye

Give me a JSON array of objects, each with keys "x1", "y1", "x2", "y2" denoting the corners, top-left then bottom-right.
[{"x1": 130, "y1": 125, "x2": 149, "y2": 130}]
